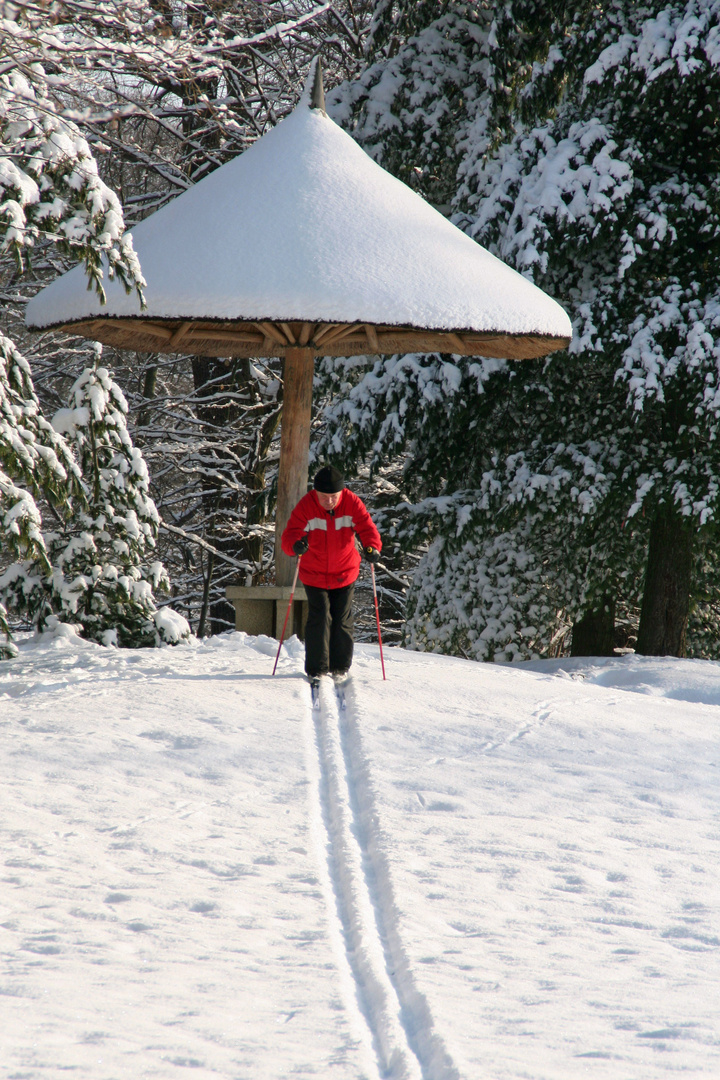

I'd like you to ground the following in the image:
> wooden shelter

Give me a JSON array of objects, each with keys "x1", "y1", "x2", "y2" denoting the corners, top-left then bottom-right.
[{"x1": 26, "y1": 59, "x2": 572, "y2": 593}]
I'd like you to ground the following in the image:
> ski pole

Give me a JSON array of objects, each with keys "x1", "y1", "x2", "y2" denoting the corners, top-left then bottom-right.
[
  {"x1": 272, "y1": 557, "x2": 300, "y2": 676},
  {"x1": 370, "y1": 563, "x2": 386, "y2": 680}
]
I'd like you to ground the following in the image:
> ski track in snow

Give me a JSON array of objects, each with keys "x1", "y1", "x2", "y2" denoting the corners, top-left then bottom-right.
[
  {"x1": 3, "y1": 635, "x2": 720, "y2": 1078},
  {"x1": 309, "y1": 675, "x2": 458, "y2": 1080},
  {"x1": 301, "y1": 682, "x2": 380, "y2": 1080}
]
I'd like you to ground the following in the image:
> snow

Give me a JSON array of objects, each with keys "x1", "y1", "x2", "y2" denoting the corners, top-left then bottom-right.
[
  {"x1": 1, "y1": 633, "x2": 719, "y2": 1078},
  {"x1": 584, "y1": 6, "x2": 720, "y2": 87},
  {"x1": 26, "y1": 95, "x2": 571, "y2": 340}
]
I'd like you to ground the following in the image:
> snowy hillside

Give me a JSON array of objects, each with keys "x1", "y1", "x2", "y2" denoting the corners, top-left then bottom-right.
[{"x1": 1, "y1": 632, "x2": 719, "y2": 1079}]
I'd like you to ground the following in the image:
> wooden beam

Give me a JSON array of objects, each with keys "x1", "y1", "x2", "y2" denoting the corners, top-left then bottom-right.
[
  {"x1": 371, "y1": 331, "x2": 469, "y2": 354},
  {"x1": 77, "y1": 319, "x2": 110, "y2": 334},
  {"x1": 254, "y1": 321, "x2": 287, "y2": 347},
  {"x1": 51, "y1": 316, "x2": 569, "y2": 363},
  {"x1": 168, "y1": 321, "x2": 194, "y2": 348},
  {"x1": 313, "y1": 322, "x2": 343, "y2": 345},
  {"x1": 321, "y1": 336, "x2": 370, "y2": 355},
  {"x1": 180, "y1": 341, "x2": 261, "y2": 359},
  {"x1": 335, "y1": 324, "x2": 362, "y2": 343},
  {"x1": 111, "y1": 319, "x2": 174, "y2": 341},
  {"x1": 316, "y1": 323, "x2": 353, "y2": 347},
  {"x1": 275, "y1": 347, "x2": 314, "y2": 586},
  {"x1": 298, "y1": 322, "x2": 314, "y2": 346},
  {"x1": 463, "y1": 334, "x2": 504, "y2": 349},
  {"x1": 364, "y1": 324, "x2": 379, "y2": 352},
  {"x1": 446, "y1": 333, "x2": 467, "y2": 354},
  {"x1": 186, "y1": 328, "x2": 264, "y2": 345},
  {"x1": 280, "y1": 322, "x2": 296, "y2": 345}
]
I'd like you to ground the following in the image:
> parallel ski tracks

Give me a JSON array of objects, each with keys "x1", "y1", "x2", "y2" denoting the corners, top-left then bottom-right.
[{"x1": 303, "y1": 677, "x2": 459, "y2": 1080}]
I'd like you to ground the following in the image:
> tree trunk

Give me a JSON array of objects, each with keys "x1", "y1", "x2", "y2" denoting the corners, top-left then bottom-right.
[
  {"x1": 570, "y1": 595, "x2": 616, "y2": 656},
  {"x1": 136, "y1": 353, "x2": 158, "y2": 433},
  {"x1": 197, "y1": 546, "x2": 215, "y2": 639},
  {"x1": 191, "y1": 356, "x2": 243, "y2": 633},
  {"x1": 238, "y1": 354, "x2": 282, "y2": 579},
  {"x1": 636, "y1": 505, "x2": 693, "y2": 656}
]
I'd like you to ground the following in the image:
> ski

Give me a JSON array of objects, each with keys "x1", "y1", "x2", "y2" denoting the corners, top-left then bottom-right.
[
  {"x1": 332, "y1": 673, "x2": 349, "y2": 711},
  {"x1": 309, "y1": 674, "x2": 348, "y2": 710}
]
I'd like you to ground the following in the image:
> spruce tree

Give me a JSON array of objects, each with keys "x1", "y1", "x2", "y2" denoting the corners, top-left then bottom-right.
[
  {"x1": 0, "y1": 334, "x2": 83, "y2": 653},
  {"x1": 0, "y1": 47, "x2": 145, "y2": 654},
  {"x1": 330, "y1": 2, "x2": 493, "y2": 212},
  {"x1": 322, "y1": 0, "x2": 720, "y2": 660},
  {"x1": 39, "y1": 359, "x2": 189, "y2": 647},
  {"x1": 0, "y1": 66, "x2": 145, "y2": 301},
  {"x1": 464, "y1": 0, "x2": 720, "y2": 656},
  {"x1": 323, "y1": 1, "x2": 585, "y2": 661}
]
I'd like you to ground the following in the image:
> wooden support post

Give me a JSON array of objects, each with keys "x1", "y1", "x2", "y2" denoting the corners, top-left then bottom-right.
[{"x1": 275, "y1": 347, "x2": 315, "y2": 586}]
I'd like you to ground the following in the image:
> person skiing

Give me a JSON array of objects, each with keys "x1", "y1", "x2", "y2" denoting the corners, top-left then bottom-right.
[{"x1": 281, "y1": 465, "x2": 381, "y2": 686}]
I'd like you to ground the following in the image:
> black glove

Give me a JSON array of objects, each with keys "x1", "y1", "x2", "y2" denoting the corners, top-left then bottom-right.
[
  {"x1": 293, "y1": 536, "x2": 309, "y2": 556},
  {"x1": 364, "y1": 546, "x2": 380, "y2": 564}
]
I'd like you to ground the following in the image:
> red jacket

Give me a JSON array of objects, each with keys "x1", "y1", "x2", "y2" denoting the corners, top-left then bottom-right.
[{"x1": 281, "y1": 489, "x2": 381, "y2": 590}]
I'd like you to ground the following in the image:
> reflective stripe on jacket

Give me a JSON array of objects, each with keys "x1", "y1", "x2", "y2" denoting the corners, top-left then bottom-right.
[{"x1": 281, "y1": 489, "x2": 381, "y2": 590}]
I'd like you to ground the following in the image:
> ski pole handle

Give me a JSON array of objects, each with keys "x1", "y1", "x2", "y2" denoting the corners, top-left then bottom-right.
[
  {"x1": 370, "y1": 563, "x2": 386, "y2": 681},
  {"x1": 272, "y1": 557, "x2": 300, "y2": 676}
]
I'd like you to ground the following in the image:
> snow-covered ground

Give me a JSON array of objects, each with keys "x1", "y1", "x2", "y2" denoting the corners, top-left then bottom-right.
[{"x1": 1, "y1": 631, "x2": 719, "y2": 1079}]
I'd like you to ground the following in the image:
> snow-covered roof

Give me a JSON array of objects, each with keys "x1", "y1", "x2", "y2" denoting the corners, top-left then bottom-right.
[{"x1": 26, "y1": 64, "x2": 572, "y2": 352}]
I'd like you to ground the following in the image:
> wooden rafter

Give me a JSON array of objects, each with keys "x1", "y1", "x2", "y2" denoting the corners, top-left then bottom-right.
[
  {"x1": 314, "y1": 323, "x2": 352, "y2": 347},
  {"x1": 254, "y1": 321, "x2": 287, "y2": 346},
  {"x1": 364, "y1": 324, "x2": 379, "y2": 351},
  {"x1": 298, "y1": 321, "x2": 314, "y2": 346},
  {"x1": 58, "y1": 317, "x2": 570, "y2": 362},
  {"x1": 446, "y1": 333, "x2": 466, "y2": 354},
  {"x1": 313, "y1": 322, "x2": 343, "y2": 345},
  {"x1": 169, "y1": 320, "x2": 194, "y2": 348},
  {"x1": 116, "y1": 318, "x2": 173, "y2": 341}
]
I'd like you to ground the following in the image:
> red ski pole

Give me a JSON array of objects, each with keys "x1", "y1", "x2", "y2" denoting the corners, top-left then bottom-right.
[
  {"x1": 272, "y1": 557, "x2": 300, "y2": 676},
  {"x1": 370, "y1": 563, "x2": 386, "y2": 680}
]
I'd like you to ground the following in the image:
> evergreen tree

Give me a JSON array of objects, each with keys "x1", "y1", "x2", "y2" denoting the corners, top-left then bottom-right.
[
  {"x1": 464, "y1": 0, "x2": 720, "y2": 656},
  {"x1": 0, "y1": 333, "x2": 83, "y2": 653},
  {"x1": 323, "y1": 1, "x2": 577, "y2": 661},
  {"x1": 323, "y1": 0, "x2": 720, "y2": 660},
  {"x1": 0, "y1": 65, "x2": 145, "y2": 301},
  {"x1": 36, "y1": 359, "x2": 189, "y2": 647},
  {"x1": 331, "y1": 1, "x2": 493, "y2": 212},
  {"x1": 0, "y1": 37, "x2": 146, "y2": 653}
]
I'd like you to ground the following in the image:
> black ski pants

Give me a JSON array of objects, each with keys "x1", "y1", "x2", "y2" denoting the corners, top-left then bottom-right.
[{"x1": 303, "y1": 582, "x2": 355, "y2": 677}]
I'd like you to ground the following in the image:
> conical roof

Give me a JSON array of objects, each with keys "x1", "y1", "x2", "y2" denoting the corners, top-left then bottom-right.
[{"x1": 26, "y1": 63, "x2": 571, "y2": 360}]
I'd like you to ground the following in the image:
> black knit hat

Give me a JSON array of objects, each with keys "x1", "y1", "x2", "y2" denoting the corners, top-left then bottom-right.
[{"x1": 313, "y1": 466, "x2": 344, "y2": 493}]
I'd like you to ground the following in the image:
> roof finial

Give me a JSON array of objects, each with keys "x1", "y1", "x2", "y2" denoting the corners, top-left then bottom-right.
[{"x1": 304, "y1": 56, "x2": 326, "y2": 114}]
